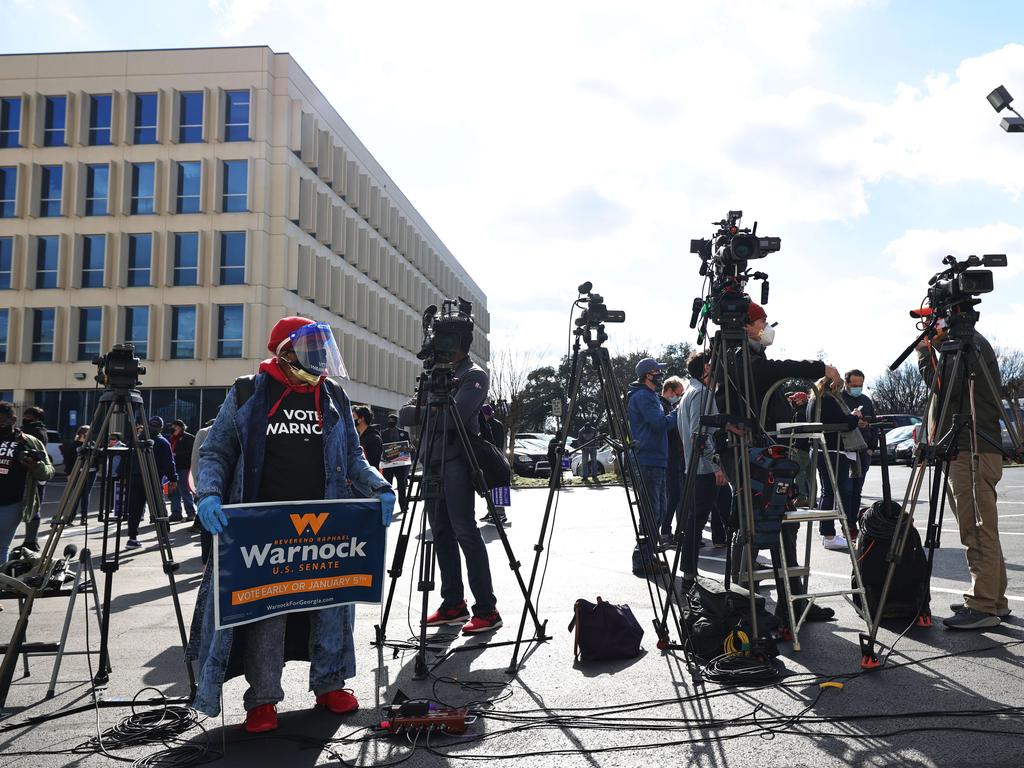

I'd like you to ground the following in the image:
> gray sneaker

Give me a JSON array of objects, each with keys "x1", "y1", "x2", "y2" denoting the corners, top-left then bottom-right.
[
  {"x1": 943, "y1": 608, "x2": 1001, "y2": 630},
  {"x1": 950, "y1": 602, "x2": 1011, "y2": 618}
]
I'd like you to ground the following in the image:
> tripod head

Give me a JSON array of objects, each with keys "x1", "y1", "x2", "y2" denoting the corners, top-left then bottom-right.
[{"x1": 93, "y1": 344, "x2": 146, "y2": 398}]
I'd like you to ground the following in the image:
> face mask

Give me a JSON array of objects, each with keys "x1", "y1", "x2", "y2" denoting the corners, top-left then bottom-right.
[
  {"x1": 282, "y1": 357, "x2": 323, "y2": 386},
  {"x1": 667, "y1": 394, "x2": 681, "y2": 405},
  {"x1": 650, "y1": 373, "x2": 664, "y2": 388},
  {"x1": 759, "y1": 325, "x2": 776, "y2": 347},
  {"x1": 848, "y1": 386, "x2": 863, "y2": 398}
]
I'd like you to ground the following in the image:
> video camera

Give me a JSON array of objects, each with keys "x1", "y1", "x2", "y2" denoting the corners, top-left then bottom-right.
[
  {"x1": 924, "y1": 254, "x2": 1006, "y2": 315},
  {"x1": 576, "y1": 282, "x2": 625, "y2": 327},
  {"x1": 417, "y1": 297, "x2": 475, "y2": 369},
  {"x1": 689, "y1": 210, "x2": 778, "y2": 339},
  {"x1": 94, "y1": 344, "x2": 146, "y2": 393},
  {"x1": 12, "y1": 444, "x2": 46, "y2": 464}
]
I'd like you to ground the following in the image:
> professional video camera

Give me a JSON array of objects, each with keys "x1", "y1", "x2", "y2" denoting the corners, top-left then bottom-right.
[
  {"x1": 689, "y1": 210, "x2": 778, "y2": 337},
  {"x1": 575, "y1": 282, "x2": 626, "y2": 328},
  {"x1": 417, "y1": 298, "x2": 475, "y2": 368},
  {"x1": 12, "y1": 444, "x2": 46, "y2": 464},
  {"x1": 93, "y1": 343, "x2": 146, "y2": 392}
]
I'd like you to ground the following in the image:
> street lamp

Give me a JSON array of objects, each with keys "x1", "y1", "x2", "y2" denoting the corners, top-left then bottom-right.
[{"x1": 987, "y1": 85, "x2": 1024, "y2": 132}]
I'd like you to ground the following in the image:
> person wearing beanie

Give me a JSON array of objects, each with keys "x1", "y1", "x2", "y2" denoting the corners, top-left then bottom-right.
[{"x1": 189, "y1": 316, "x2": 395, "y2": 734}]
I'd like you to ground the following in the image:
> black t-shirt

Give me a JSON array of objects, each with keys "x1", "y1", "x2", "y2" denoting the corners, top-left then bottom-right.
[
  {"x1": 0, "y1": 432, "x2": 29, "y2": 505},
  {"x1": 258, "y1": 380, "x2": 326, "y2": 503}
]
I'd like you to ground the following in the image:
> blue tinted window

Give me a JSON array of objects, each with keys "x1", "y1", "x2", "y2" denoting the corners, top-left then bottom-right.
[
  {"x1": 0, "y1": 308, "x2": 8, "y2": 362},
  {"x1": 176, "y1": 161, "x2": 201, "y2": 213},
  {"x1": 134, "y1": 93, "x2": 157, "y2": 144},
  {"x1": 220, "y1": 231, "x2": 245, "y2": 284},
  {"x1": 40, "y1": 164, "x2": 62, "y2": 217},
  {"x1": 36, "y1": 236, "x2": 59, "y2": 289},
  {"x1": 179, "y1": 91, "x2": 203, "y2": 143},
  {"x1": 0, "y1": 166, "x2": 14, "y2": 217},
  {"x1": 125, "y1": 306, "x2": 149, "y2": 359},
  {"x1": 44, "y1": 96, "x2": 66, "y2": 146},
  {"x1": 171, "y1": 306, "x2": 196, "y2": 359},
  {"x1": 131, "y1": 163, "x2": 154, "y2": 214},
  {"x1": 173, "y1": 233, "x2": 199, "y2": 286},
  {"x1": 217, "y1": 304, "x2": 244, "y2": 358},
  {"x1": 89, "y1": 94, "x2": 112, "y2": 145},
  {"x1": 32, "y1": 308, "x2": 55, "y2": 362},
  {"x1": 222, "y1": 160, "x2": 247, "y2": 212},
  {"x1": 127, "y1": 234, "x2": 151, "y2": 287},
  {"x1": 224, "y1": 90, "x2": 249, "y2": 141},
  {"x1": 0, "y1": 237, "x2": 11, "y2": 289},
  {"x1": 82, "y1": 234, "x2": 105, "y2": 288},
  {"x1": 0, "y1": 98, "x2": 20, "y2": 148},
  {"x1": 85, "y1": 164, "x2": 108, "y2": 216},
  {"x1": 78, "y1": 307, "x2": 102, "y2": 361}
]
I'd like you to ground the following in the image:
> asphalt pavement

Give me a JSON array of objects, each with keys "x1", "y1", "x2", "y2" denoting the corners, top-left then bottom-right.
[{"x1": 1, "y1": 465, "x2": 1023, "y2": 767}]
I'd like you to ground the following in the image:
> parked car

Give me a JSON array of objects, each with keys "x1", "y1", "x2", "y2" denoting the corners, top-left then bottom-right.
[
  {"x1": 513, "y1": 437, "x2": 552, "y2": 477},
  {"x1": 874, "y1": 425, "x2": 916, "y2": 464},
  {"x1": 894, "y1": 437, "x2": 917, "y2": 465},
  {"x1": 877, "y1": 414, "x2": 922, "y2": 429}
]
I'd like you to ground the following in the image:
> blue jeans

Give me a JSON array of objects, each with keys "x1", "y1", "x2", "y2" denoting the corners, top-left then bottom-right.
[
  {"x1": 169, "y1": 483, "x2": 196, "y2": 519},
  {"x1": 634, "y1": 465, "x2": 665, "y2": 570},
  {"x1": 663, "y1": 461, "x2": 683, "y2": 535},
  {"x1": 849, "y1": 450, "x2": 871, "y2": 515},
  {"x1": 817, "y1": 452, "x2": 855, "y2": 536},
  {"x1": 426, "y1": 458, "x2": 495, "y2": 616},
  {"x1": 0, "y1": 502, "x2": 21, "y2": 565},
  {"x1": 581, "y1": 447, "x2": 598, "y2": 478}
]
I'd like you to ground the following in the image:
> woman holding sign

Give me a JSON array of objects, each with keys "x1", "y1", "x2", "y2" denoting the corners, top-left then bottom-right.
[{"x1": 189, "y1": 317, "x2": 396, "y2": 734}]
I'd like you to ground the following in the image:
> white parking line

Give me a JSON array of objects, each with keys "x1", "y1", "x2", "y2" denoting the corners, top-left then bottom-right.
[
  {"x1": 696, "y1": 554, "x2": 1024, "y2": 602},
  {"x1": 943, "y1": 528, "x2": 1024, "y2": 536}
]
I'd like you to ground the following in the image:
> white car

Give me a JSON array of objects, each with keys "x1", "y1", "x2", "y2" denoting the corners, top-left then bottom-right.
[{"x1": 46, "y1": 429, "x2": 64, "y2": 471}]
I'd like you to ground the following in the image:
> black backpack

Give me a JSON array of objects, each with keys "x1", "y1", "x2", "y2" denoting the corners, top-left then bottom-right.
[{"x1": 853, "y1": 501, "x2": 930, "y2": 619}]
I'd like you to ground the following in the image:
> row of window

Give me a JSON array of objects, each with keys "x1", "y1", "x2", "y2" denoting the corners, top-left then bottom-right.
[
  {"x1": 0, "y1": 231, "x2": 245, "y2": 289},
  {"x1": 0, "y1": 159, "x2": 248, "y2": 218},
  {"x1": 0, "y1": 90, "x2": 250, "y2": 148},
  {"x1": 0, "y1": 304, "x2": 243, "y2": 363}
]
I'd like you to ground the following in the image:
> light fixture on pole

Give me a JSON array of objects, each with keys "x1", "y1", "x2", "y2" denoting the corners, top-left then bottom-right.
[{"x1": 987, "y1": 85, "x2": 1024, "y2": 132}]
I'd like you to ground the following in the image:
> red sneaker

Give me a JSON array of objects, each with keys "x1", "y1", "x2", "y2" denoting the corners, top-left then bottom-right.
[
  {"x1": 244, "y1": 703, "x2": 278, "y2": 734},
  {"x1": 425, "y1": 602, "x2": 470, "y2": 626},
  {"x1": 462, "y1": 611, "x2": 502, "y2": 635},
  {"x1": 315, "y1": 688, "x2": 358, "y2": 714}
]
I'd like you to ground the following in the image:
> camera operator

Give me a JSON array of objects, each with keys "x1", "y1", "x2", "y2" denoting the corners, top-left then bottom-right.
[
  {"x1": 917, "y1": 317, "x2": 1009, "y2": 630},
  {"x1": 399, "y1": 315, "x2": 501, "y2": 634},
  {"x1": 0, "y1": 401, "x2": 55, "y2": 566}
]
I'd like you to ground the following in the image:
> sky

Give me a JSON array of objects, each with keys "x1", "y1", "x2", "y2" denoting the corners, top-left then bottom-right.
[{"x1": 5, "y1": 0, "x2": 1024, "y2": 386}]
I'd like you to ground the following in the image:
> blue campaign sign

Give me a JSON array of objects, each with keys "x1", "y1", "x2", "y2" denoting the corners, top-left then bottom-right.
[{"x1": 214, "y1": 498, "x2": 385, "y2": 630}]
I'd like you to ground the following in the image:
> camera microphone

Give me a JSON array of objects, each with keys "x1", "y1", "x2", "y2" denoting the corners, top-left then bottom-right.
[
  {"x1": 578, "y1": 281, "x2": 593, "y2": 295},
  {"x1": 689, "y1": 298, "x2": 704, "y2": 329}
]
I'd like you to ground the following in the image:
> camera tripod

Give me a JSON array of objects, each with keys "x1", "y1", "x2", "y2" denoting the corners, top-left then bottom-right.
[
  {"x1": 373, "y1": 362, "x2": 547, "y2": 680},
  {"x1": 858, "y1": 311, "x2": 1023, "y2": 669},
  {"x1": 508, "y1": 300, "x2": 699, "y2": 675},
  {"x1": 0, "y1": 349, "x2": 195, "y2": 710}
]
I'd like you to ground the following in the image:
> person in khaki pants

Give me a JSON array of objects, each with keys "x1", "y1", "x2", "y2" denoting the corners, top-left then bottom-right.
[{"x1": 917, "y1": 321, "x2": 1009, "y2": 629}]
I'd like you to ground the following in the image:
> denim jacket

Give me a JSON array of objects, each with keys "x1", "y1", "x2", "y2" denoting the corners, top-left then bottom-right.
[{"x1": 186, "y1": 372, "x2": 389, "y2": 716}]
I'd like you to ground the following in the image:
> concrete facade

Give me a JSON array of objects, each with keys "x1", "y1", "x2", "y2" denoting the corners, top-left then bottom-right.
[{"x1": 0, "y1": 46, "x2": 488, "y2": 432}]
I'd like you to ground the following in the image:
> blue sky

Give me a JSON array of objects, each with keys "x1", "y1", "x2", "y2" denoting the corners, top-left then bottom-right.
[{"x1": 4, "y1": 0, "x2": 1024, "y2": 386}]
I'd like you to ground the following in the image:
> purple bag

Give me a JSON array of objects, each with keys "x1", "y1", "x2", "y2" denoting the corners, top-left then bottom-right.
[{"x1": 568, "y1": 597, "x2": 644, "y2": 662}]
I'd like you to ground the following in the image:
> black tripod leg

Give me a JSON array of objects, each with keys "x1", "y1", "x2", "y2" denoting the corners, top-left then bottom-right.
[{"x1": 413, "y1": 540, "x2": 435, "y2": 681}]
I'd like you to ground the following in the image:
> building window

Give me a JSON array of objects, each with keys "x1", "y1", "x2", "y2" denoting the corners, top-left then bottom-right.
[
  {"x1": 170, "y1": 306, "x2": 196, "y2": 359},
  {"x1": 217, "y1": 304, "x2": 244, "y2": 358},
  {"x1": 222, "y1": 160, "x2": 247, "y2": 212},
  {"x1": 176, "y1": 161, "x2": 200, "y2": 213},
  {"x1": 127, "y1": 233, "x2": 151, "y2": 287},
  {"x1": 40, "y1": 164, "x2": 62, "y2": 217},
  {"x1": 36, "y1": 236, "x2": 59, "y2": 289},
  {"x1": 78, "y1": 307, "x2": 102, "y2": 361},
  {"x1": 125, "y1": 306, "x2": 149, "y2": 359},
  {"x1": 32, "y1": 308, "x2": 55, "y2": 362},
  {"x1": 134, "y1": 93, "x2": 157, "y2": 144},
  {"x1": 44, "y1": 96, "x2": 66, "y2": 147},
  {"x1": 173, "y1": 232, "x2": 199, "y2": 286},
  {"x1": 0, "y1": 166, "x2": 14, "y2": 218},
  {"x1": 0, "y1": 308, "x2": 7, "y2": 362},
  {"x1": 89, "y1": 94, "x2": 112, "y2": 146},
  {"x1": 219, "y1": 231, "x2": 245, "y2": 285},
  {"x1": 81, "y1": 234, "x2": 105, "y2": 288},
  {"x1": 179, "y1": 91, "x2": 203, "y2": 143},
  {"x1": 0, "y1": 97, "x2": 20, "y2": 148},
  {"x1": 0, "y1": 237, "x2": 11, "y2": 289},
  {"x1": 130, "y1": 163, "x2": 154, "y2": 215},
  {"x1": 85, "y1": 164, "x2": 108, "y2": 216},
  {"x1": 224, "y1": 90, "x2": 250, "y2": 141}
]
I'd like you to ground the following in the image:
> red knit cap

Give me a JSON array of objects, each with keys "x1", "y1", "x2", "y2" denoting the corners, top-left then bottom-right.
[
  {"x1": 747, "y1": 302, "x2": 767, "y2": 324},
  {"x1": 267, "y1": 316, "x2": 315, "y2": 354}
]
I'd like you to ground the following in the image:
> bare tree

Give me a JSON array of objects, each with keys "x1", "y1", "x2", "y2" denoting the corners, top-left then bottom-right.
[
  {"x1": 489, "y1": 347, "x2": 539, "y2": 455},
  {"x1": 870, "y1": 362, "x2": 930, "y2": 416},
  {"x1": 995, "y1": 346, "x2": 1024, "y2": 396}
]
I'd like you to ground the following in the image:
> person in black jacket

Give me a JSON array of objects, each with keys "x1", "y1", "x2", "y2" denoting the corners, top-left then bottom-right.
[
  {"x1": 19, "y1": 406, "x2": 49, "y2": 550},
  {"x1": 380, "y1": 413, "x2": 411, "y2": 514},
  {"x1": 167, "y1": 420, "x2": 196, "y2": 522},
  {"x1": 811, "y1": 377, "x2": 866, "y2": 551},
  {"x1": 125, "y1": 416, "x2": 178, "y2": 549},
  {"x1": 839, "y1": 369, "x2": 877, "y2": 520},
  {"x1": 353, "y1": 406, "x2": 383, "y2": 470}
]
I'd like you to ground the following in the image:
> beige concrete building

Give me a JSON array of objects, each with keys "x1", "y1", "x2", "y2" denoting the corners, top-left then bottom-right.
[{"x1": 0, "y1": 46, "x2": 489, "y2": 435}]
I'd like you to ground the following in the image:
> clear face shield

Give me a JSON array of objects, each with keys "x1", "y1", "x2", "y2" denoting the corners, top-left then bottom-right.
[{"x1": 279, "y1": 322, "x2": 348, "y2": 384}]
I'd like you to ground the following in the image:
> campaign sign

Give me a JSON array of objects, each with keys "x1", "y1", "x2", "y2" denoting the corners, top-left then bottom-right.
[
  {"x1": 380, "y1": 440, "x2": 412, "y2": 470},
  {"x1": 214, "y1": 499, "x2": 385, "y2": 630}
]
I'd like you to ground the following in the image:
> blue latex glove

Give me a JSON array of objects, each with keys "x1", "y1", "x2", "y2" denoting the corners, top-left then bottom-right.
[
  {"x1": 378, "y1": 489, "x2": 396, "y2": 526},
  {"x1": 197, "y1": 495, "x2": 228, "y2": 534}
]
